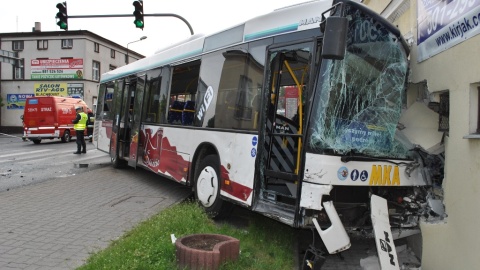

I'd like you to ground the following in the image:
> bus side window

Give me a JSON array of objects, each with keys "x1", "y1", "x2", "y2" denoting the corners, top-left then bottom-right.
[{"x1": 168, "y1": 100, "x2": 185, "y2": 124}]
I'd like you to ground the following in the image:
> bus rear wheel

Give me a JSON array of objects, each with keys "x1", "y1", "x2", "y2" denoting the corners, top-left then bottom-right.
[{"x1": 194, "y1": 155, "x2": 228, "y2": 218}]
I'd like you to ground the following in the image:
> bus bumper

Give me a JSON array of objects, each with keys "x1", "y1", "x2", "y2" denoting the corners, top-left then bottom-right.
[{"x1": 300, "y1": 182, "x2": 351, "y2": 254}]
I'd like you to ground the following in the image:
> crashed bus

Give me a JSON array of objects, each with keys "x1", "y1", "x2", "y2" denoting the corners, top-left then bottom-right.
[{"x1": 93, "y1": 0, "x2": 445, "y2": 267}]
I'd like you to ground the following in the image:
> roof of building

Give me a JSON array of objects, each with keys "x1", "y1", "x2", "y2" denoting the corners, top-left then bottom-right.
[{"x1": 0, "y1": 30, "x2": 144, "y2": 58}]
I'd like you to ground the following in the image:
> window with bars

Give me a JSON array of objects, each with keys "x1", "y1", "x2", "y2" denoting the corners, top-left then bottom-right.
[{"x1": 37, "y1": 40, "x2": 48, "y2": 50}]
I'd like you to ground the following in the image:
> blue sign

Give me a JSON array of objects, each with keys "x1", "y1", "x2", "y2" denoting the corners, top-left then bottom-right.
[
  {"x1": 351, "y1": 169, "x2": 359, "y2": 181},
  {"x1": 251, "y1": 148, "x2": 257, "y2": 157},
  {"x1": 6, "y1": 94, "x2": 34, "y2": 110},
  {"x1": 252, "y1": 136, "x2": 258, "y2": 146},
  {"x1": 337, "y1": 166, "x2": 349, "y2": 181},
  {"x1": 360, "y1": 170, "x2": 368, "y2": 182}
]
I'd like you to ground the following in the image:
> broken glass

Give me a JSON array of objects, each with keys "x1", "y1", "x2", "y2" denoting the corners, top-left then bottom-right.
[{"x1": 309, "y1": 8, "x2": 411, "y2": 159}]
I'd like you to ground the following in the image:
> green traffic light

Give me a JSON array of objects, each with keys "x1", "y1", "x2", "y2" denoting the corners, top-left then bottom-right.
[
  {"x1": 134, "y1": 20, "x2": 144, "y2": 28},
  {"x1": 57, "y1": 21, "x2": 68, "y2": 30}
]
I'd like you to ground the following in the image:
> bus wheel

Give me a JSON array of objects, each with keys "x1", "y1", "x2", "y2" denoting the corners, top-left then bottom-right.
[
  {"x1": 61, "y1": 130, "x2": 70, "y2": 143},
  {"x1": 32, "y1": 139, "x2": 41, "y2": 144},
  {"x1": 194, "y1": 155, "x2": 226, "y2": 218}
]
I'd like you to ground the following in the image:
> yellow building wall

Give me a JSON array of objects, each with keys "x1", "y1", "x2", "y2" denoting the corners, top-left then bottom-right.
[{"x1": 385, "y1": 0, "x2": 480, "y2": 269}]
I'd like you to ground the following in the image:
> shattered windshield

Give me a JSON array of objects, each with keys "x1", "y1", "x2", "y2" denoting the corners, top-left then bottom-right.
[{"x1": 308, "y1": 7, "x2": 410, "y2": 159}]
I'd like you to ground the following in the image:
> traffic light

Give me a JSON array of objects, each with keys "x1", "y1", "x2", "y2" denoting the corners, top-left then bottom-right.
[
  {"x1": 133, "y1": 0, "x2": 144, "y2": 30},
  {"x1": 56, "y1": 2, "x2": 68, "y2": 30}
]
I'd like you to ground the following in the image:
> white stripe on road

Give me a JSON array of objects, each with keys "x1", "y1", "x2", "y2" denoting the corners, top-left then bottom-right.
[
  {"x1": 15, "y1": 149, "x2": 110, "y2": 166},
  {"x1": 0, "y1": 149, "x2": 53, "y2": 159}
]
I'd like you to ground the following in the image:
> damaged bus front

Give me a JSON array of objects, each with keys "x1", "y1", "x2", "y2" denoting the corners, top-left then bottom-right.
[{"x1": 301, "y1": 1, "x2": 445, "y2": 265}]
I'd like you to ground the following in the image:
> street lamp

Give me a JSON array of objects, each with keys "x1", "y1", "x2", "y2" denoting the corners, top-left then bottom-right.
[{"x1": 126, "y1": 36, "x2": 147, "y2": 64}]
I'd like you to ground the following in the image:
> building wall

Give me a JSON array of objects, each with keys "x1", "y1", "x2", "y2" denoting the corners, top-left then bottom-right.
[
  {"x1": 0, "y1": 30, "x2": 143, "y2": 129},
  {"x1": 383, "y1": 0, "x2": 480, "y2": 269}
]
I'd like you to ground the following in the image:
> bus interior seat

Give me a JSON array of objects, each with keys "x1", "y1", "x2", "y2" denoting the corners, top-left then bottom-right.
[
  {"x1": 168, "y1": 101, "x2": 185, "y2": 124},
  {"x1": 182, "y1": 101, "x2": 196, "y2": 125}
]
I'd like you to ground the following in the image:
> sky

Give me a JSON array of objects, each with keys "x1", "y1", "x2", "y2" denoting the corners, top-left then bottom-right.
[{"x1": 0, "y1": 0, "x2": 311, "y2": 57}]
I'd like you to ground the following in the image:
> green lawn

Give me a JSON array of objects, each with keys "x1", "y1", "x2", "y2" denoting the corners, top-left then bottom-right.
[{"x1": 78, "y1": 200, "x2": 298, "y2": 270}]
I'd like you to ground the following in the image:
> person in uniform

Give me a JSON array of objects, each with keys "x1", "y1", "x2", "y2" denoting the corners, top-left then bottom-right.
[{"x1": 72, "y1": 106, "x2": 88, "y2": 154}]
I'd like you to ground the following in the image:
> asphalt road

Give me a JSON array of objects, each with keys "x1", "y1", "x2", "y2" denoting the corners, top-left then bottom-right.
[
  {"x1": 0, "y1": 133, "x2": 108, "y2": 192},
  {"x1": 0, "y1": 132, "x2": 193, "y2": 269}
]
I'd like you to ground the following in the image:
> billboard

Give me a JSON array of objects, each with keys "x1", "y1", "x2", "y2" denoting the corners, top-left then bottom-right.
[
  {"x1": 34, "y1": 83, "x2": 84, "y2": 99},
  {"x1": 6, "y1": 94, "x2": 35, "y2": 110},
  {"x1": 417, "y1": 0, "x2": 480, "y2": 62},
  {"x1": 30, "y1": 58, "x2": 84, "y2": 79}
]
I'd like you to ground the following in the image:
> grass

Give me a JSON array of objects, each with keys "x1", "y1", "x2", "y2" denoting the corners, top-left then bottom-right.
[{"x1": 78, "y1": 200, "x2": 298, "y2": 270}]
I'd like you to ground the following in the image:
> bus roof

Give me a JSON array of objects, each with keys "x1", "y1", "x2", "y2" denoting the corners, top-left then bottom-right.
[{"x1": 100, "y1": 0, "x2": 333, "y2": 83}]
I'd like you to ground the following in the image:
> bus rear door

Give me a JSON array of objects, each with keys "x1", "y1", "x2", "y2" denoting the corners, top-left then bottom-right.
[
  {"x1": 128, "y1": 74, "x2": 147, "y2": 167},
  {"x1": 110, "y1": 77, "x2": 137, "y2": 165}
]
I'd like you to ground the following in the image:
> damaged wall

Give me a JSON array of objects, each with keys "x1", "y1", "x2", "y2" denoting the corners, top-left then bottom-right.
[{"x1": 379, "y1": 0, "x2": 480, "y2": 269}]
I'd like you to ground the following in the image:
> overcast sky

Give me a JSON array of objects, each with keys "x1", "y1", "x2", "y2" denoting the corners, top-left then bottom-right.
[{"x1": 0, "y1": 0, "x2": 311, "y2": 56}]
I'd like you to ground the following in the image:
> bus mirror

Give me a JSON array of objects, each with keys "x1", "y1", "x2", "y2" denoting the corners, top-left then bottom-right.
[{"x1": 321, "y1": 16, "x2": 348, "y2": 60}]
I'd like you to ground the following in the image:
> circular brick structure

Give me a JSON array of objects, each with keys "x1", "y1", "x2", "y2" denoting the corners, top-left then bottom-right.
[{"x1": 176, "y1": 234, "x2": 240, "y2": 270}]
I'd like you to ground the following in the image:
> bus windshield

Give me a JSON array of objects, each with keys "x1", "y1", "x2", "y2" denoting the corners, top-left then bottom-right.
[{"x1": 309, "y1": 6, "x2": 410, "y2": 159}]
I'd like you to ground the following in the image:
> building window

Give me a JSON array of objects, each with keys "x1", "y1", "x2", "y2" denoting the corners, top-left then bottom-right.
[
  {"x1": 37, "y1": 40, "x2": 48, "y2": 50},
  {"x1": 438, "y1": 92, "x2": 449, "y2": 132},
  {"x1": 12, "y1": 41, "x2": 24, "y2": 51},
  {"x1": 109, "y1": 65, "x2": 116, "y2": 70},
  {"x1": 94, "y1": 42, "x2": 99, "y2": 53},
  {"x1": 14, "y1": 59, "x2": 24, "y2": 80},
  {"x1": 61, "y1": 39, "x2": 73, "y2": 49},
  {"x1": 93, "y1": 61, "x2": 100, "y2": 81},
  {"x1": 111, "y1": 49, "x2": 115, "y2": 58},
  {"x1": 476, "y1": 87, "x2": 480, "y2": 134}
]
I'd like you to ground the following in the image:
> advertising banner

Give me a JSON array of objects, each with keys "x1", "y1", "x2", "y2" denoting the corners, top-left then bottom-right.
[
  {"x1": 31, "y1": 58, "x2": 84, "y2": 79},
  {"x1": 6, "y1": 94, "x2": 34, "y2": 110},
  {"x1": 67, "y1": 83, "x2": 84, "y2": 99},
  {"x1": 34, "y1": 83, "x2": 84, "y2": 99},
  {"x1": 34, "y1": 83, "x2": 68, "y2": 96},
  {"x1": 417, "y1": 0, "x2": 480, "y2": 62}
]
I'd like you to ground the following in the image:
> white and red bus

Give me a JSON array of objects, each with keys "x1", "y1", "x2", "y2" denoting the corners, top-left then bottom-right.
[{"x1": 94, "y1": 0, "x2": 443, "y2": 265}]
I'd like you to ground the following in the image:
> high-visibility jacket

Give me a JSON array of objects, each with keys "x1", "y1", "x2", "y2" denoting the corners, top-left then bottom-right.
[{"x1": 74, "y1": 112, "x2": 88, "y2": 130}]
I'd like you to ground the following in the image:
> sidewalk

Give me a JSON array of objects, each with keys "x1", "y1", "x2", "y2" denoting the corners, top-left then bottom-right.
[{"x1": 0, "y1": 160, "x2": 192, "y2": 269}]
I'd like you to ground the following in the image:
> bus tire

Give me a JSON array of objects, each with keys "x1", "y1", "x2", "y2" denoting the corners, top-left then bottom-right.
[
  {"x1": 194, "y1": 155, "x2": 227, "y2": 218},
  {"x1": 32, "y1": 139, "x2": 41, "y2": 144},
  {"x1": 61, "y1": 130, "x2": 70, "y2": 143}
]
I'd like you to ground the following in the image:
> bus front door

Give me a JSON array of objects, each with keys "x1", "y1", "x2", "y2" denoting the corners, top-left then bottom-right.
[{"x1": 261, "y1": 42, "x2": 313, "y2": 207}]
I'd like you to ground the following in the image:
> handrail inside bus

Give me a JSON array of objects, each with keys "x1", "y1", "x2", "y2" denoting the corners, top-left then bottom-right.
[{"x1": 283, "y1": 60, "x2": 304, "y2": 175}]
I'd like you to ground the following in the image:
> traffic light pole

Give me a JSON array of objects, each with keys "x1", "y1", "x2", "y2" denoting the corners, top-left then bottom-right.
[{"x1": 66, "y1": 14, "x2": 194, "y2": 35}]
